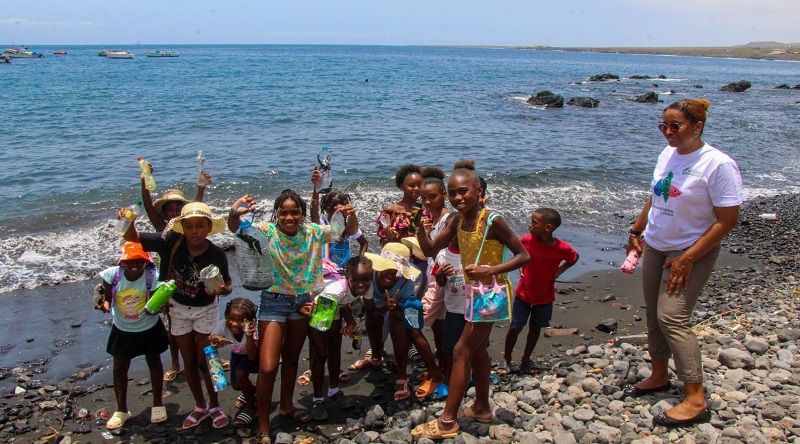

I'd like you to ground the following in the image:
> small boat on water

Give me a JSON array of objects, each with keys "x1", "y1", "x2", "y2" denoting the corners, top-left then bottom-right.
[
  {"x1": 98, "y1": 49, "x2": 123, "y2": 57},
  {"x1": 52, "y1": 50, "x2": 68, "y2": 55},
  {"x1": 145, "y1": 50, "x2": 179, "y2": 58},
  {"x1": 106, "y1": 50, "x2": 134, "y2": 59},
  {"x1": 3, "y1": 46, "x2": 43, "y2": 58}
]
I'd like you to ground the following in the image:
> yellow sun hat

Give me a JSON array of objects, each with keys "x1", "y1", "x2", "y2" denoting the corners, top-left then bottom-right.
[
  {"x1": 364, "y1": 242, "x2": 421, "y2": 281},
  {"x1": 164, "y1": 202, "x2": 227, "y2": 236}
]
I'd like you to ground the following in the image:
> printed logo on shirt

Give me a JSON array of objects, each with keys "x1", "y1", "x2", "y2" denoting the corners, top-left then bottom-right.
[
  {"x1": 681, "y1": 167, "x2": 702, "y2": 178},
  {"x1": 653, "y1": 171, "x2": 683, "y2": 203},
  {"x1": 116, "y1": 288, "x2": 144, "y2": 320}
]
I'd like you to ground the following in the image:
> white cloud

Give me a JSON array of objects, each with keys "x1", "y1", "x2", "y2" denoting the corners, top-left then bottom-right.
[{"x1": 0, "y1": 17, "x2": 100, "y2": 27}]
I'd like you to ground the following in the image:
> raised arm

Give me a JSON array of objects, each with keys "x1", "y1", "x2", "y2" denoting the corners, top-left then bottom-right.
[
  {"x1": 227, "y1": 195, "x2": 256, "y2": 233},
  {"x1": 194, "y1": 171, "x2": 212, "y2": 202},
  {"x1": 140, "y1": 174, "x2": 165, "y2": 231},
  {"x1": 310, "y1": 168, "x2": 322, "y2": 224},
  {"x1": 417, "y1": 212, "x2": 459, "y2": 257}
]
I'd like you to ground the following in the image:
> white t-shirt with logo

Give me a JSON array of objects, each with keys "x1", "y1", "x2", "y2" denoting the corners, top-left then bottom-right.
[{"x1": 645, "y1": 143, "x2": 742, "y2": 251}]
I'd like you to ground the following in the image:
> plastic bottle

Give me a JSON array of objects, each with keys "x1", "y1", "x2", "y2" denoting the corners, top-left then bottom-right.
[
  {"x1": 142, "y1": 280, "x2": 177, "y2": 315},
  {"x1": 315, "y1": 146, "x2": 333, "y2": 194},
  {"x1": 115, "y1": 200, "x2": 142, "y2": 236},
  {"x1": 137, "y1": 156, "x2": 156, "y2": 192},
  {"x1": 309, "y1": 295, "x2": 339, "y2": 331},
  {"x1": 203, "y1": 345, "x2": 229, "y2": 392},
  {"x1": 196, "y1": 150, "x2": 205, "y2": 175},
  {"x1": 620, "y1": 250, "x2": 640, "y2": 274},
  {"x1": 329, "y1": 210, "x2": 346, "y2": 242}
]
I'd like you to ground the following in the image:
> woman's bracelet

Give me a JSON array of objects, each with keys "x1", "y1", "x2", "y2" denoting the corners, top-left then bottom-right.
[{"x1": 628, "y1": 228, "x2": 643, "y2": 237}]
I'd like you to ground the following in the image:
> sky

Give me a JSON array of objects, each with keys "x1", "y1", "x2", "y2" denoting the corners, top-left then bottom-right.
[{"x1": 1, "y1": 0, "x2": 798, "y2": 47}]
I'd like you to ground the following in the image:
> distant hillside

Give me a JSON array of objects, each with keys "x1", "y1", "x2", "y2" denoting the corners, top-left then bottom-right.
[{"x1": 738, "y1": 41, "x2": 794, "y2": 48}]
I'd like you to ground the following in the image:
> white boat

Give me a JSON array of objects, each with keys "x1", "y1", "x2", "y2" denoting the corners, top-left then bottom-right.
[
  {"x1": 146, "y1": 50, "x2": 179, "y2": 57},
  {"x1": 106, "y1": 50, "x2": 134, "y2": 59},
  {"x1": 98, "y1": 49, "x2": 123, "y2": 57},
  {"x1": 3, "y1": 47, "x2": 43, "y2": 58}
]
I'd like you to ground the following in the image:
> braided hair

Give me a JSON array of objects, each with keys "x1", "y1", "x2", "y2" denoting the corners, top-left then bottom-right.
[
  {"x1": 271, "y1": 189, "x2": 307, "y2": 222},
  {"x1": 224, "y1": 297, "x2": 257, "y2": 322}
]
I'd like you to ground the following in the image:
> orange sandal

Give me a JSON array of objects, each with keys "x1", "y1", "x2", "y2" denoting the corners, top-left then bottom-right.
[{"x1": 415, "y1": 378, "x2": 437, "y2": 399}]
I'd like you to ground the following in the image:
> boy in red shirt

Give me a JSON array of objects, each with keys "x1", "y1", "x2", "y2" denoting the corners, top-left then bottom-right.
[{"x1": 498, "y1": 208, "x2": 579, "y2": 375}]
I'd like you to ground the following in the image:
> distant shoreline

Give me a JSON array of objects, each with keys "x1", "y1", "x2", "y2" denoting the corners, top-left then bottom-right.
[{"x1": 505, "y1": 45, "x2": 800, "y2": 61}]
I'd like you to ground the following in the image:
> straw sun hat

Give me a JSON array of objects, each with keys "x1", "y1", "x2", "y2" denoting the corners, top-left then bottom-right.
[
  {"x1": 152, "y1": 189, "x2": 190, "y2": 216},
  {"x1": 164, "y1": 202, "x2": 227, "y2": 236},
  {"x1": 364, "y1": 243, "x2": 421, "y2": 281}
]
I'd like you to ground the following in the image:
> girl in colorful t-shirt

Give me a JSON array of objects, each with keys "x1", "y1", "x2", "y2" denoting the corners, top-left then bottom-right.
[{"x1": 228, "y1": 189, "x2": 358, "y2": 440}]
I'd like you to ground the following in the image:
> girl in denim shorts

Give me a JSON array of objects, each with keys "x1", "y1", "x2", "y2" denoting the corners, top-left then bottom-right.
[{"x1": 228, "y1": 186, "x2": 358, "y2": 442}]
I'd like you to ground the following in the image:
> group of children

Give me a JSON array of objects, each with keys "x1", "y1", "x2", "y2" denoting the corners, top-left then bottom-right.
[{"x1": 98, "y1": 159, "x2": 578, "y2": 442}]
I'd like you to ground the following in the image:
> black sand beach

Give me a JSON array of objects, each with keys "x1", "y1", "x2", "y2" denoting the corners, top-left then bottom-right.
[{"x1": 1, "y1": 193, "x2": 798, "y2": 443}]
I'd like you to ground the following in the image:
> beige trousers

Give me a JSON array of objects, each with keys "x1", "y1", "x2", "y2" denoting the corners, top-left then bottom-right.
[{"x1": 642, "y1": 243, "x2": 720, "y2": 384}]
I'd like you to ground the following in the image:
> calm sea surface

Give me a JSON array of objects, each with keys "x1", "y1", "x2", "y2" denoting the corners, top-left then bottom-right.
[{"x1": 1, "y1": 45, "x2": 799, "y2": 292}]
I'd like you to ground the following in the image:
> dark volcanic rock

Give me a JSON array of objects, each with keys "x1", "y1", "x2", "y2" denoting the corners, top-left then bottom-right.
[
  {"x1": 775, "y1": 84, "x2": 791, "y2": 89},
  {"x1": 720, "y1": 80, "x2": 752, "y2": 92},
  {"x1": 693, "y1": 84, "x2": 703, "y2": 88},
  {"x1": 588, "y1": 73, "x2": 619, "y2": 82},
  {"x1": 793, "y1": 84, "x2": 800, "y2": 89},
  {"x1": 527, "y1": 91, "x2": 564, "y2": 108},
  {"x1": 629, "y1": 75, "x2": 651, "y2": 80},
  {"x1": 657, "y1": 74, "x2": 667, "y2": 79},
  {"x1": 631, "y1": 92, "x2": 659, "y2": 104},
  {"x1": 567, "y1": 97, "x2": 599, "y2": 108}
]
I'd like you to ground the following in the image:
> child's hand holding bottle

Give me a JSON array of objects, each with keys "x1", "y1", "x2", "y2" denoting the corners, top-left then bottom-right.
[
  {"x1": 311, "y1": 167, "x2": 323, "y2": 192},
  {"x1": 298, "y1": 301, "x2": 315, "y2": 318},
  {"x1": 244, "y1": 319, "x2": 256, "y2": 338},
  {"x1": 198, "y1": 171, "x2": 212, "y2": 188}
]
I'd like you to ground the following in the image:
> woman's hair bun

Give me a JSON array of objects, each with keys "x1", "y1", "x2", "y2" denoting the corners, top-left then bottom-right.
[{"x1": 695, "y1": 98, "x2": 710, "y2": 110}]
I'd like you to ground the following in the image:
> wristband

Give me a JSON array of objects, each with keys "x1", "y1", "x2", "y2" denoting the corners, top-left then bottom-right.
[{"x1": 628, "y1": 228, "x2": 642, "y2": 237}]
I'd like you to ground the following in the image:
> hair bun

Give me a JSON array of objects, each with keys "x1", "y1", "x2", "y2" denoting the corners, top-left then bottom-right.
[
  {"x1": 453, "y1": 159, "x2": 475, "y2": 171},
  {"x1": 421, "y1": 166, "x2": 445, "y2": 180},
  {"x1": 695, "y1": 98, "x2": 710, "y2": 110}
]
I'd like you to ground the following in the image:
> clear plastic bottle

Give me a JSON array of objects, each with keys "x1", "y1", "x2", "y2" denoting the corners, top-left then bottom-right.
[
  {"x1": 196, "y1": 150, "x2": 205, "y2": 175},
  {"x1": 315, "y1": 146, "x2": 333, "y2": 194},
  {"x1": 137, "y1": 156, "x2": 156, "y2": 191},
  {"x1": 203, "y1": 345, "x2": 229, "y2": 392},
  {"x1": 115, "y1": 200, "x2": 142, "y2": 236},
  {"x1": 309, "y1": 295, "x2": 338, "y2": 331}
]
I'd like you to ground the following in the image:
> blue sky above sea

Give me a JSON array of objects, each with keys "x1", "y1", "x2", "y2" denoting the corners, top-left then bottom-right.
[{"x1": 1, "y1": 0, "x2": 799, "y2": 46}]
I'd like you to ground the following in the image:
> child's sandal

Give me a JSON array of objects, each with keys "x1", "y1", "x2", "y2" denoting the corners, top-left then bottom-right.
[
  {"x1": 394, "y1": 379, "x2": 411, "y2": 401},
  {"x1": 233, "y1": 393, "x2": 247, "y2": 410},
  {"x1": 106, "y1": 411, "x2": 131, "y2": 430},
  {"x1": 297, "y1": 369, "x2": 311, "y2": 386},
  {"x1": 232, "y1": 411, "x2": 255, "y2": 427},
  {"x1": 209, "y1": 406, "x2": 229, "y2": 429},
  {"x1": 415, "y1": 378, "x2": 437, "y2": 399},
  {"x1": 150, "y1": 406, "x2": 167, "y2": 424},
  {"x1": 411, "y1": 419, "x2": 459, "y2": 439},
  {"x1": 182, "y1": 406, "x2": 210, "y2": 430}
]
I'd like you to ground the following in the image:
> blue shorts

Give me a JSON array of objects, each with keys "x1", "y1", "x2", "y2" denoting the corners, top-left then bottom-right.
[
  {"x1": 258, "y1": 292, "x2": 312, "y2": 322},
  {"x1": 229, "y1": 352, "x2": 258, "y2": 387},
  {"x1": 443, "y1": 311, "x2": 466, "y2": 354},
  {"x1": 510, "y1": 298, "x2": 553, "y2": 329}
]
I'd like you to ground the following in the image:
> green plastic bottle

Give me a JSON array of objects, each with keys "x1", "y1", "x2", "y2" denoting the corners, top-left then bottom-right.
[
  {"x1": 309, "y1": 294, "x2": 338, "y2": 331},
  {"x1": 142, "y1": 280, "x2": 177, "y2": 315}
]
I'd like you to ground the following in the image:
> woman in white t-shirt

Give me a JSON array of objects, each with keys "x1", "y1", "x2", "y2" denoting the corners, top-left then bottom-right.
[{"x1": 624, "y1": 99, "x2": 742, "y2": 428}]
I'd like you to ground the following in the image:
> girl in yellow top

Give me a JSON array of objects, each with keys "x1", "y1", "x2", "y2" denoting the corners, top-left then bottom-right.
[{"x1": 414, "y1": 160, "x2": 529, "y2": 439}]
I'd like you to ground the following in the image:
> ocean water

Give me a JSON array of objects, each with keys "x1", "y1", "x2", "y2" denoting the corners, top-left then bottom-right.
[{"x1": 1, "y1": 44, "x2": 799, "y2": 293}]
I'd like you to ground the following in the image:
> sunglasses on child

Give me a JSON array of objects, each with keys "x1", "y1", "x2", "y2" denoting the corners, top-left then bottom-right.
[{"x1": 657, "y1": 121, "x2": 686, "y2": 133}]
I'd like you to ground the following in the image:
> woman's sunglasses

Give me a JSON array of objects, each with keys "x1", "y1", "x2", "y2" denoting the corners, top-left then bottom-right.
[{"x1": 658, "y1": 121, "x2": 686, "y2": 133}]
